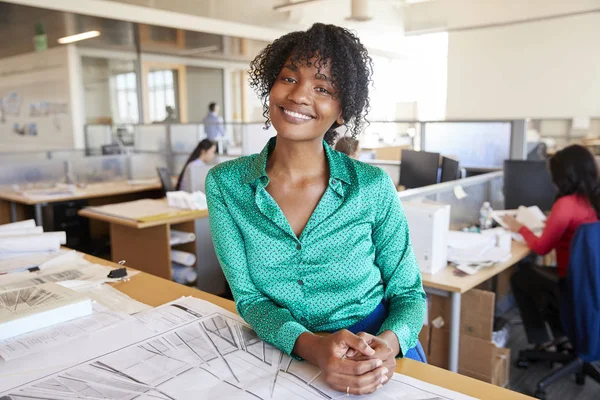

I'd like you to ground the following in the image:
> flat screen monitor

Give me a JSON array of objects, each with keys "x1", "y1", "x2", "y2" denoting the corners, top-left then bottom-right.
[
  {"x1": 399, "y1": 150, "x2": 440, "y2": 189},
  {"x1": 504, "y1": 160, "x2": 556, "y2": 211},
  {"x1": 440, "y1": 157, "x2": 460, "y2": 183}
]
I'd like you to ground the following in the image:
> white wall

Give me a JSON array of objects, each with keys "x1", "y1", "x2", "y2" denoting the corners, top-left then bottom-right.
[
  {"x1": 446, "y1": 13, "x2": 600, "y2": 119},
  {"x1": 0, "y1": 46, "x2": 78, "y2": 151},
  {"x1": 186, "y1": 66, "x2": 224, "y2": 123}
]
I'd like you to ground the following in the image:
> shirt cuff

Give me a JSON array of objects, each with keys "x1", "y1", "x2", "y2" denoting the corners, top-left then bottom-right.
[
  {"x1": 378, "y1": 324, "x2": 413, "y2": 358},
  {"x1": 275, "y1": 320, "x2": 310, "y2": 356}
]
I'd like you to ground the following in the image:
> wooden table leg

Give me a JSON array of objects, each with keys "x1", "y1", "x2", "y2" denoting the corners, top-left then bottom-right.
[{"x1": 110, "y1": 223, "x2": 171, "y2": 279}]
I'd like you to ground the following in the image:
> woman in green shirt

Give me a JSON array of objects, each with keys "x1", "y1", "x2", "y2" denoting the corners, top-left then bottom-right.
[{"x1": 206, "y1": 23, "x2": 426, "y2": 396}]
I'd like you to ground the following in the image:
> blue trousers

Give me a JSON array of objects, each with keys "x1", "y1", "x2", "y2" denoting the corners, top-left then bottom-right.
[{"x1": 345, "y1": 302, "x2": 427, "y2": 363}]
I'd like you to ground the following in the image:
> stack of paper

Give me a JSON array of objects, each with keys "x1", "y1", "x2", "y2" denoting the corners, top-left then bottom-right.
[
  {"x1": 447, "y1": 231, "x2": 512, "y2": 274},
  {"x1": 0, "y1": 282, "x2": 92, "y2": 341},
  {"x1": 492, "y1": 205, "x2": 546, "y2": 232},
  {"x1": 0, "y1": 220, "x2": 68, "y2": 274}
]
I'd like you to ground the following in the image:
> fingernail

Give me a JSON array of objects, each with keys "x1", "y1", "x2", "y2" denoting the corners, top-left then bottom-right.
[
  {"x1": 376, "y1": 359, "x2": 383, "y2": 367},
  {"x1": 376, "y1": 384, "x2": 383, "y2": 390},
  {"x1": 382, "y1": 368, "x2": 389, "y2": 375},
  {"x1": 381, "y1": 375, "x2": 389, "y2": 384}
]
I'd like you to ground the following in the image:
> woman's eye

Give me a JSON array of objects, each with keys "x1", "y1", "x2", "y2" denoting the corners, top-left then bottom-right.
[
  {"x1": 282, "y1": 77, "x2": 296, "y2": 83},
  {"x1": 316, "y1": 87, "x2": 330, "y2": 94}
]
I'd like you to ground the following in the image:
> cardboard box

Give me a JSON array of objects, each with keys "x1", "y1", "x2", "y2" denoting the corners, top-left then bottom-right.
[{"x1": 421, "y1": 289, "x2": 510, "y2": 386}]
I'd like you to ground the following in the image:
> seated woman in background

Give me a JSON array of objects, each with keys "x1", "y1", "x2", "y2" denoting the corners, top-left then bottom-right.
[
  {"x1": 176, "y1": 139, "x2": 216, "y2": 191},
  {"x1": 504, "y1": 144, "x2": 600, "y2": 351},
  {"x1": 334, "y1": 136, "x2": 360, "y2": 159},
  {"x1": 206, "y1": 23, "x2": 426, "y2": 396}
]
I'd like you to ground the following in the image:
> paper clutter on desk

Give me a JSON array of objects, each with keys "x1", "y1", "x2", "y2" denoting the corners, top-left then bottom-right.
[
  {"x1": 166, "y1": 190, "x2": 207, "y2": 210},
  {"x1": 447, "y1": 230, "x2": 512, "y2": 270}
]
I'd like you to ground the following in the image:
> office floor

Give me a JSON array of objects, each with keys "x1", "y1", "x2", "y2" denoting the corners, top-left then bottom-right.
[{"x1": 506, "y1": 309, "x2": 600, "y2": 399}]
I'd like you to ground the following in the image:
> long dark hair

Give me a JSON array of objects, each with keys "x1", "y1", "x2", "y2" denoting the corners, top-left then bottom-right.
[
  {"x1": 549, "y1": 144, "x2": 600, "y2": 215},
  {"x1": 176, "y1": 139, "x2": 216, "y2": 190}
]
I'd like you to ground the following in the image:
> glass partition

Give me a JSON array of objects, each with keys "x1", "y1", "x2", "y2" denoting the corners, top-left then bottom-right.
[{"x1": 423, "y1": 121, "x2": 512, "y2": 168}]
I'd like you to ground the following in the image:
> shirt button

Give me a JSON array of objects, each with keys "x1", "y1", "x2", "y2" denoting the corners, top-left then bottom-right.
[
  {"x1": 296, "y1": 244, "x2": 302, "y2": 250},
  {"x1": 297, "y1": 279, "x2": 304, "y2": 286},
  {"x1": 331, "y1": 179, "x2": 338, "y2": 185}
]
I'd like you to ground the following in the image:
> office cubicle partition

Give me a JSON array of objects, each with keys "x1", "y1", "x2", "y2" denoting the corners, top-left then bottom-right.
[{"x1": 399, "y1": 171, "x2": 504, "y2": 228}]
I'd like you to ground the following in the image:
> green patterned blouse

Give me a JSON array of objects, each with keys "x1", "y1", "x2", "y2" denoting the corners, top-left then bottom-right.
[{"x1": 206, "y1": 137, "x2": 426, "y2": 356}]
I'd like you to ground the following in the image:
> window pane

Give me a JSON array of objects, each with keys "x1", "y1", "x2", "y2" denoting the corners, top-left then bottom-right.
[
  {"x1": 118, "y1": 94, "x2": 128, "y2": 122},
  {"x1": 154, "y1": 71, "x2": 164, "y2": 87},
  {"x1": 149, "y1": 92, "x2": 156, "y2": 121},
  {"x1": 148, "y1": 71, "x2": 155, "y2": 89},
  {"x1": 116, "y1": 74, "x2": 125, "y2": 89},
  {"x1": 127, "y1": 92, "x2": 138, "y2": 122},
  {"x1": 126, "y1": 73, "x2": 136, "y2": 90},
  {"x1": 164, "y1": 71, "x2": 173, "y2": 85},
  {"x1": 156, "y1": 90, "x2": 166, "y2": 120},
  {"x1": 166, "y1": 89, "x2": 175, "y2": 110}
]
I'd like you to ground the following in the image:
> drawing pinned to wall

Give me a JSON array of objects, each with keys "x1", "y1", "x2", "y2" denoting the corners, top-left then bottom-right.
[
  {"x1": 29, "y1": 102, "x2": 68, "y2": 117},
  {"x1": 0, "y1": 92, "x2": 23, "y2": 123},
  {"x1": 12, "y1": 123, "x2": 38, "y2": 136}
]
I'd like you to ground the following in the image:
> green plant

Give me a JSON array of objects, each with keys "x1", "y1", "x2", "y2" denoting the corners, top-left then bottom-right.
[{"x1": 35, "y1": 22, "x2": 45, "y2": 36}]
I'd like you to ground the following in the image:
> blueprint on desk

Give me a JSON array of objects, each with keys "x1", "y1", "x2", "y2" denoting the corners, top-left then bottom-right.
[{"x1": 0, "y1": 297, "x2": 475, "y2": 400}]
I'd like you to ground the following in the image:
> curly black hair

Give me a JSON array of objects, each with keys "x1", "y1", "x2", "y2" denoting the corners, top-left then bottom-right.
[{"x1": 248, "y1": 23, "x2": 373, "y2": 145}]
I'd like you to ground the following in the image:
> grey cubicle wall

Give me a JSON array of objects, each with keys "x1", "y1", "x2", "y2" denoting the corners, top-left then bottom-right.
[
  {"x1": 0, "y1": 160, "x2": 67, "y2": 186},
  {"x1": 399, "y1": 171, "x2": 504, "y2": 228}
]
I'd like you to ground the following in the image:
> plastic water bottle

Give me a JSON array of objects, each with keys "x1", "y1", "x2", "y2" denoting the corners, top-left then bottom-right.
[{"x1": 479, "y1": 201, "x2": 493, "y2": 230}]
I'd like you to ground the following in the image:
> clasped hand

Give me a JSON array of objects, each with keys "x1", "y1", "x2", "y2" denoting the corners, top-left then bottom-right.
[{"x1": 296, "y1": 330, "x2": 397, "y2": 395}]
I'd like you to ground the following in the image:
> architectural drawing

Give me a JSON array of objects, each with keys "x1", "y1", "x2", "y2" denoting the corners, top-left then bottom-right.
[
  {"x1": 0, "y1": 286, "x2": 62, "y2": 315},
  {"x1": 0, "y1": 299, "x2": 474, "y2": 400}
]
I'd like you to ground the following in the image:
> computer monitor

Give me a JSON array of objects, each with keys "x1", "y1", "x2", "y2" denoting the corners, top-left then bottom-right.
[
  {"x1": 101, "y1": 144, "x2": 122, "y2": 155},
  {"x1": 440, "y1": 157, "x2": 460, "y2": 183},
  {"x1": 399, "y1": 150, "x2": 440, "y2": 189},
  {"x1": 504, "y1": 160, "x2": 556, "y2": 211}
]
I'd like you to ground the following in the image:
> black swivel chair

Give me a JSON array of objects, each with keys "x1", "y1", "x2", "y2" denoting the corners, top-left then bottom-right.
[
  {"x1": 156, "y1": 167, "x2": 174, "y2": 195},
  {"x1": 516, "y1": 222, "x2": 600, "y2": 399}
]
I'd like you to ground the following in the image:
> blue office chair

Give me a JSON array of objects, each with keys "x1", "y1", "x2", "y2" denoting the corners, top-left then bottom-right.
[{"x1": 517, "y1": 222, "x2": 600, "y2": 399}]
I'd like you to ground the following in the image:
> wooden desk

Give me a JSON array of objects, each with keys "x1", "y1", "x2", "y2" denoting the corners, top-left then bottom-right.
[
  {"x1": 80, "y1": 254, "x2": 531, "y2": 400},
  {"x1": 421, "y1": 241, "x2": 531, "y2": 373},
  {"x1": 79, "y1": 199, "x2": 208, "y2": 279},
  {"x1": 0, "y1": 180, "x2": 162, "y2": 226}
]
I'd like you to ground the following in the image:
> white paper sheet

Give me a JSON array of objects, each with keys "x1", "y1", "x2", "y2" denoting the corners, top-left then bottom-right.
[
  {"x1": 0, "y1": 250, "x2": 70, "y2": 275},
  {"x1": 58, "y1": 280, "x2": 151, "y2": 314},
  {"x1": 0, "y1": 236, "x2": 61, "y2": 254},
  {"x1": 0, "y1": 297, "x2": 475, "y2": 400},
  {"x1": 0, "y1": 302, "x2": 129, "y2": 361},
  {"x1": 170, "y1": 229, "x2": 196, "y2": 245},
  {"x1": 0, "y1": 220, "x2": 36, "y2": 232},
  {"x1": 0, "y1": 227, "x2": 43, "y2": 237},
  {"x1": 171, "y1": 249, "x2": 196, "y2": 266}
]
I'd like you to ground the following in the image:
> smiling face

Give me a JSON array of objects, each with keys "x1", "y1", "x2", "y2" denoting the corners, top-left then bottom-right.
[{"x1": 269, "y1": 56, "x2": 343, "y2": 142}]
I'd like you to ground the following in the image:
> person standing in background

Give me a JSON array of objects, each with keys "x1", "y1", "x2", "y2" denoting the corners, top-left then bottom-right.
[{"x1": 203, "y1": 102, "x2": 226, "y2": 153}]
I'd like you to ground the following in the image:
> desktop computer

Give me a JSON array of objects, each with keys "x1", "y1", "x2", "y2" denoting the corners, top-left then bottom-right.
[
  {"x1": 440, "y1": 157, "x2": 460, "y2": 183},
  {"x1": 400, "y1": 150, "x2": 440, "y2": 189}
]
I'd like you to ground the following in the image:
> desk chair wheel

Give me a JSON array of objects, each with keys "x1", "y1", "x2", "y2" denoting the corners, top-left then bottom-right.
[{"x1": 575, "y1": 372, "x2": 586, "y2": 385}]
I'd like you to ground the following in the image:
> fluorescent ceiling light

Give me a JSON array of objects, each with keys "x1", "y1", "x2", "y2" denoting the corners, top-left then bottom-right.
[
  {"x1": 273, "y1": 0, "x2": 321, "y2": 12},
  {"x1": 58, "y1": 30, "x2": 101, "y2": 44}
]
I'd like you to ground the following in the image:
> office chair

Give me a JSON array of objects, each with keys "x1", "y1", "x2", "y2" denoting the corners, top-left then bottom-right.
[
  {"x1": 516, "y1": 222, "x2": 600, "y2": 399},
  {"x1": 156, "y1": 167, "x2": 174, "y2": 195}
]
